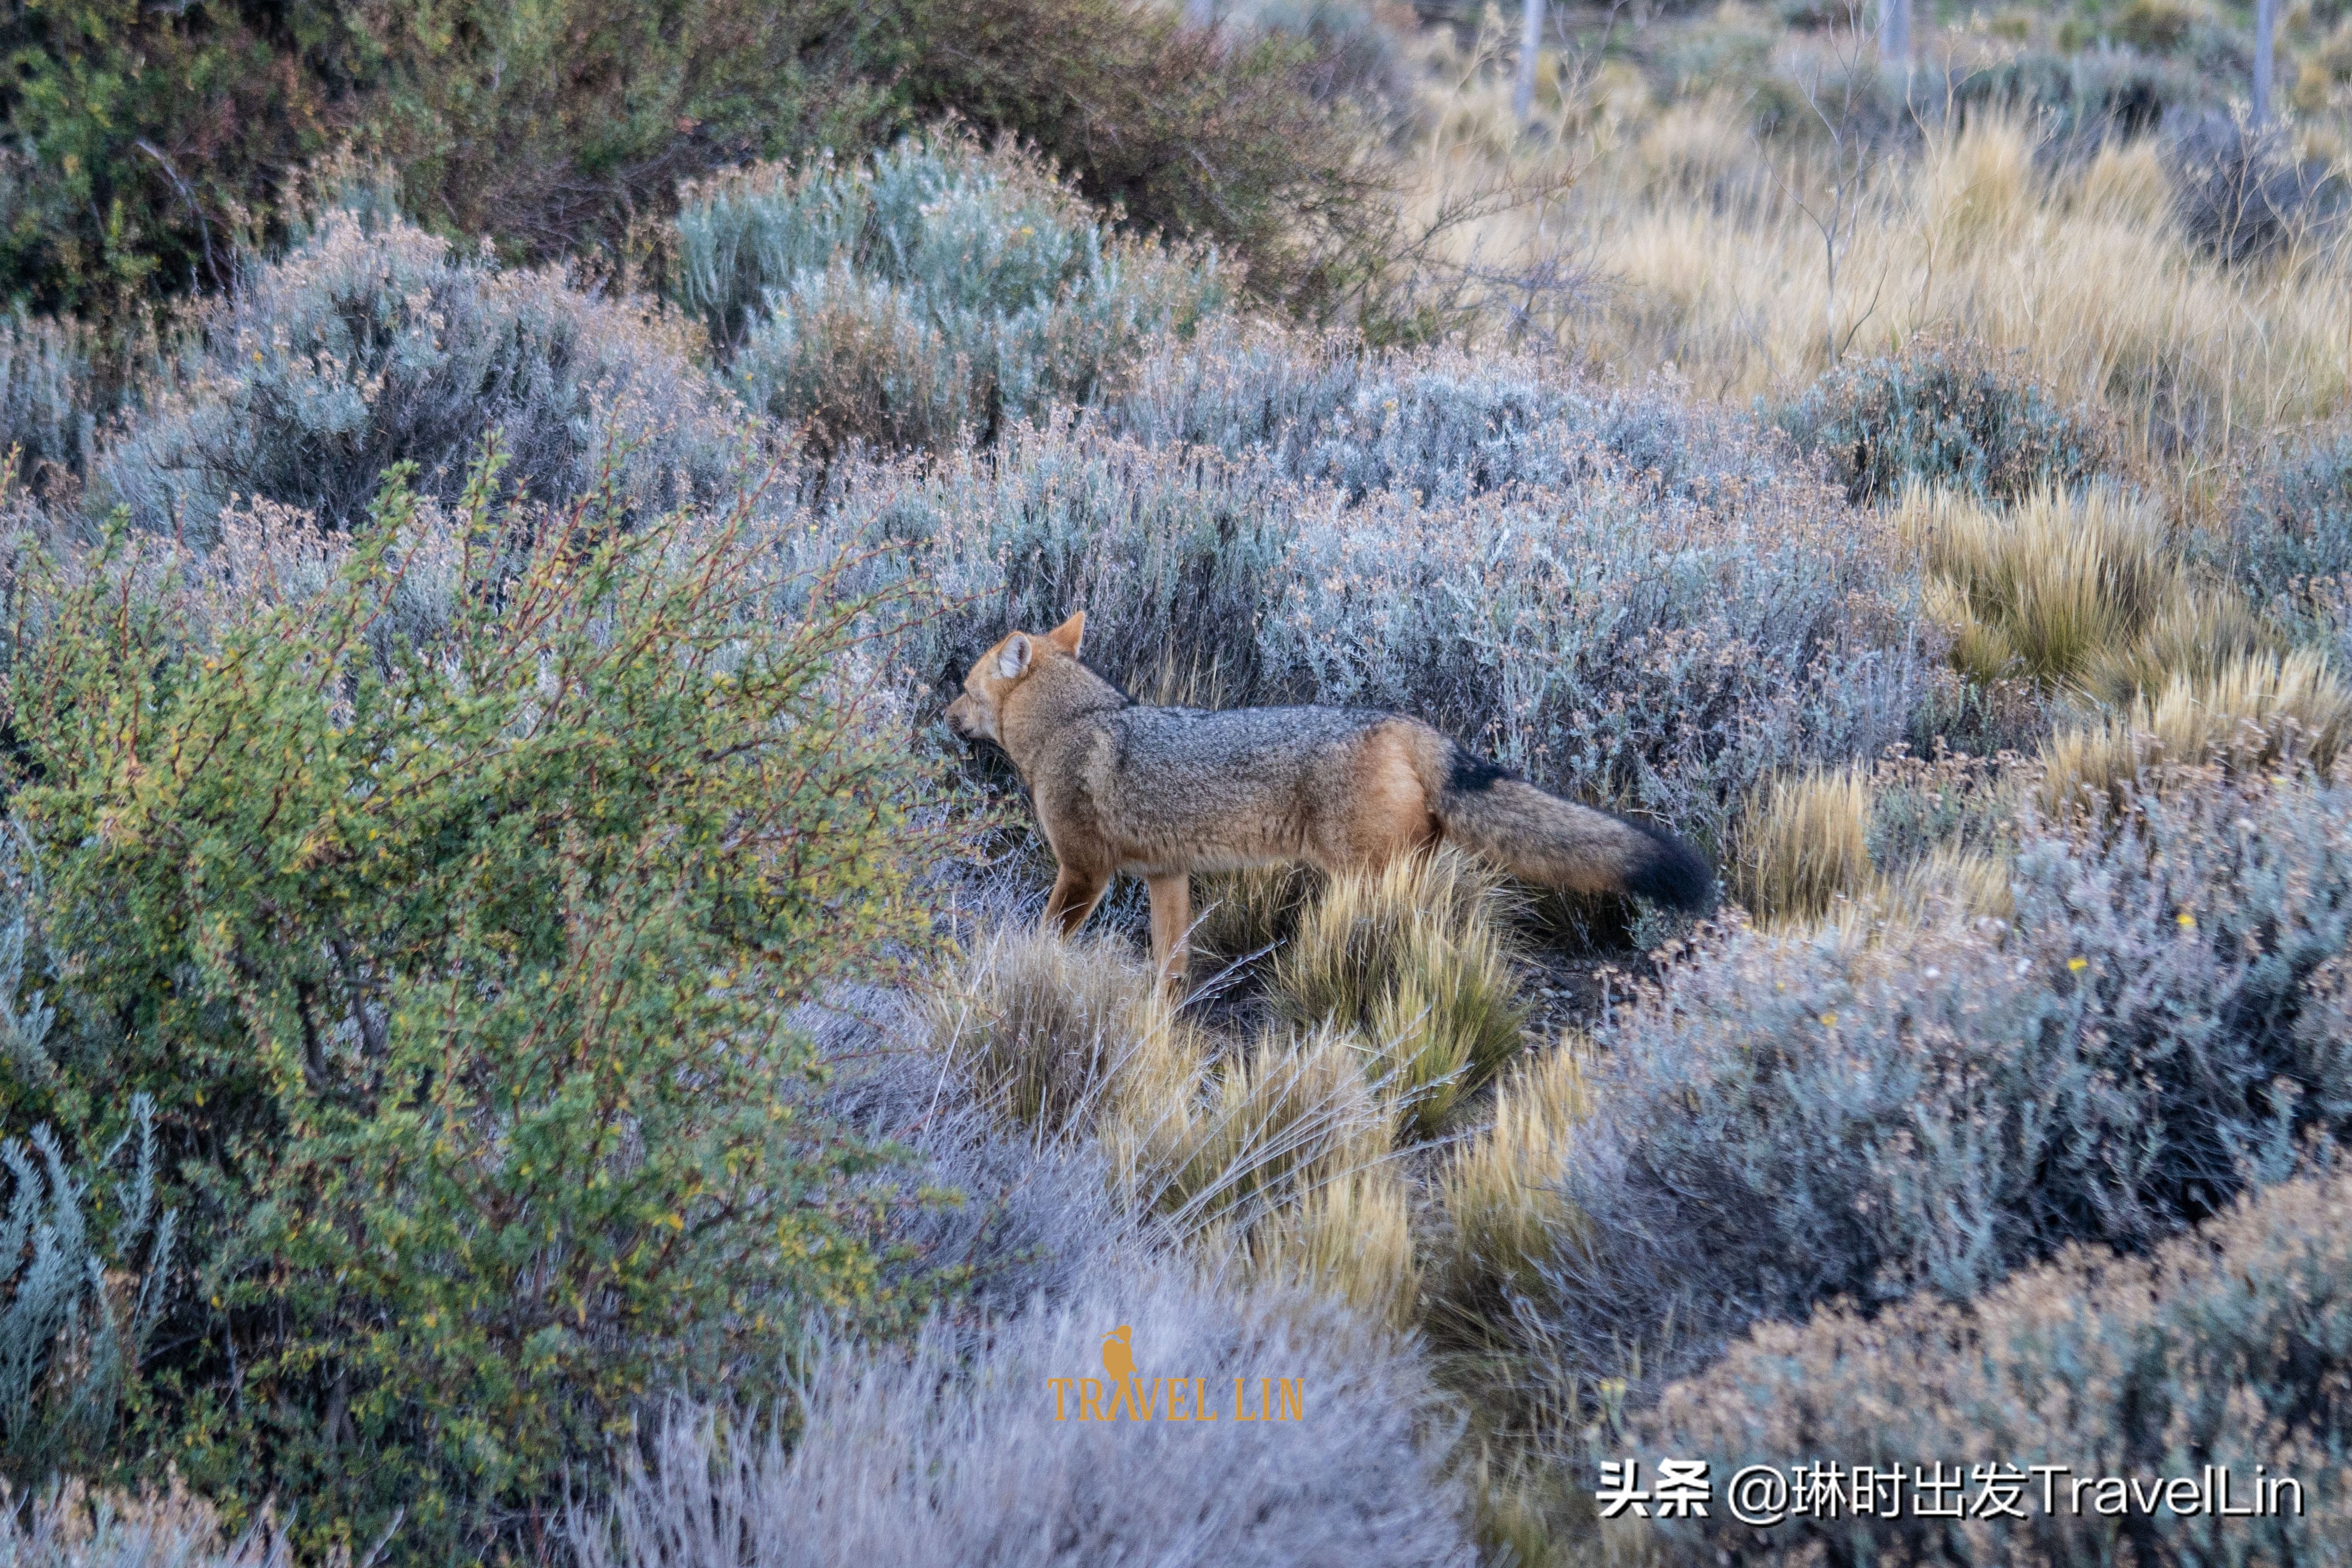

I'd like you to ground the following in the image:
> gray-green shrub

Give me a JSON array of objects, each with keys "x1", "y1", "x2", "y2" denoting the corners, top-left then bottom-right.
[
  {"x1": 817, "y1": 383, "x2": 1927, "y2": 855},
  {"x1": 1774, "y1": 338, "x2": 2120, "y2": 506},
  {"x1": 1639, "y1": 1168, "x2": 2352, "y2": 1565},
  {"x1": 92, "y1": 212, "x2": 747, "y2": 541},
  {"x1": 676, "y1": 138, "x2": 1227, "y2": 455},
  {"x1": 1539, "y1": 773, "x2": 2352, "y2": 1396},
  {"x1": 0, "y1": 311, "x2": 92, "y2": 482},
  {"x1": 572, "y1": 1266, "x2": 1474, "y2": 1568},
  {"x1": 2, "y1": 1097, "x2": 176, "y2": 1474}
]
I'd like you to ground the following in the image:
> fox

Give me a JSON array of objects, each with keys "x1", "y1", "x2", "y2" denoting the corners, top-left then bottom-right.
[{"x1": 943, "y1": 610, "x2": 1714, "y2": 991}]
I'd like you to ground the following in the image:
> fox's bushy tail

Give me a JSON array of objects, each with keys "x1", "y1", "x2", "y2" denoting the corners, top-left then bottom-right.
[{"x1": 1431, "y1": 745, "x2": 1713, "y2": 911}]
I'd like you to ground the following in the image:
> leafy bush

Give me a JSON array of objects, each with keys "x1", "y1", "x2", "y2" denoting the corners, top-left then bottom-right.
[
  {"x1": 1641, "y1": 1169, "x2": 2352, "y2": 1566},
  {"x1": 91, "y1": 212, "x2": 745, "y2": 542},
  {"x1": 676, "y1": 138, "x2": 1227, "y2": 455},
  {"x1": 2, "y1": 1099, "x2": 176, "y2": 1475},
  {"x1": 572, "y1": 1268, "x2": 1474, "y2": 1568},
  {"x1": 1776, "y1": 339, "x2": 2120, "y2": 506},
  {"x1": 1535, "y1": 773, "x2": 2352, "y2": 1396},
  {"x1": 2, "y1": 461, "x2": 944, "y2": 1561}
]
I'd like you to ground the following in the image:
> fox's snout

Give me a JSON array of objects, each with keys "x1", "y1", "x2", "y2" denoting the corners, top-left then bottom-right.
[{"x1": 944, "y1": 690, "x2": 992, "y2": 743}]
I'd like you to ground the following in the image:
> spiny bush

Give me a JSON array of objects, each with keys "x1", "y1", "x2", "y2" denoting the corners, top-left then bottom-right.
[
  {"x1": 678, "y1": 137, "x2": 1227, "y2": 455},
  {"x1": 0, "y1": 1478, "x2": 289, "y2": 1568},
  {"x1": 1, "y1": 457, "x2": 945, "y2": 1562},
  {"x1": 2166, "y1": 111, "x2": 2350, "y2": 267},
  {"x1": 1641, "y1": 1169, "x2": 2352, "y2": 1566},
  {"x1": 2, "y1": 1099, "x2": 176, "y2": 1477},
  {"x1": 1535, "y1": 772, "x2": 2352, "y2": 1398},
  {"x1": 571, "y1": 1269, "x2": 1475, "y2": 1568},
  {"x1": 1778, "y1": 340, "x2": 2120, "y2": 507},
  {"x1": 1273, "y1": 852, "x2": 1529, "y2": 1139},
  {"x1": 92, "y1": 211, "x2": 745, "y2": 542}
]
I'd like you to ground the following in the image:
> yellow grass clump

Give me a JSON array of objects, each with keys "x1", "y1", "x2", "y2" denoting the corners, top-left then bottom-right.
[
  {"x1": 1901, "y1": 483, "x2": 2182, "y2": 694},
  {"x1": 2039, "y1": 648, "x2": 2352, "y2": 815},
  {"x1": 1733, "y1": 762, "x2": 1876, "y2": 926},
  {"x1": 1432, "y1": 1040, "x2": 1594, "y2": 1324},
  {"x1": 1244, "y1": 1162, "x2": 1421, "y2": 1331},
  {"x1": 1273, "y1": 849, "x2": 1531, "y2": 1138}
]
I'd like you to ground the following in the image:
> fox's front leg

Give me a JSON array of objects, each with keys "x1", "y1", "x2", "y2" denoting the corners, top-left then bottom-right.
[
  {"x1": 1146, "y1": 873, "x2": 1191, "y2": 999},
  {"x1": 1042, "y1": 864, "x2": 1109, "y2": 937}
]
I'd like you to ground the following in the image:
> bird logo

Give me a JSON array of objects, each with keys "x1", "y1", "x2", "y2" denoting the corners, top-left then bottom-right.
[{"x1": 1101, "y1": 1324, "x2": 1135, "y2": 1383}]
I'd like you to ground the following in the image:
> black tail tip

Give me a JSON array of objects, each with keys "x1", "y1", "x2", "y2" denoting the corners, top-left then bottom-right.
[{"x1": 1625, "y1": 824, "x2": 1716, "y2": 913}]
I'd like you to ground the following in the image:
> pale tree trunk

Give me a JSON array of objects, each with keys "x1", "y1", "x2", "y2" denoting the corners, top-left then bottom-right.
[
  {"x1": 1514, "y1": 0, "x2": 1545, "y2": 125},
  {"x1": 2254, "y1": 0, "x2": 2278, "y2": 126},
  {"x1": 1880, "y1": 0, "x2": 1912, "y2": 69}
]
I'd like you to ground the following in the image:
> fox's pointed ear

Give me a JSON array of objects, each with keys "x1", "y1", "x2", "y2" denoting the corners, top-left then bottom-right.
[
  {"x1": 996, "y1": 634, "x2": 1033, "y2": 681},
  {"x1": 1046, "y1": 610, "x2": 1086, "y2": 657}
]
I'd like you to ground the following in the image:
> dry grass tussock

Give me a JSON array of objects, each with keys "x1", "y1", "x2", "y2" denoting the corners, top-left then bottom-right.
[
  {"x1": 1415, "y1": 106, "x2": 2352, "y2": 455},
  {"x1": 1429, "y1": 1039, "x2": 1592, "y2": 1333},
  {"x1": 2039, "y1": 647, "x2": 2352, "y2": 814},
  {"x1": 927, "y1": 929, "x2": 1414, "y2": 1322},
  {"x1": 0, "y1": 1479, "x2": 289, "y2": 1568},
  {"x1": 1900, "y1": 483, "x2": 2212, "y2": 697},
  {"x1": 1272, "y1": 849, "x2": 1531, "y2": 1139},
  {"x1": 1733, "y1": 762, "x2": 2013, "y2": 930}
]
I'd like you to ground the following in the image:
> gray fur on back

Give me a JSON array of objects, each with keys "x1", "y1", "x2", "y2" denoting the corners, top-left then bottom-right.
[{"x1": 1076, "y1": 705, "x2": 1398, "y2": 873}]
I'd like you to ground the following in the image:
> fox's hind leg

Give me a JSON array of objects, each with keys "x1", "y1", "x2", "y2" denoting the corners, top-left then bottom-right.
[
  {"x1": 1042, "y1": 864, "x2": 1110, "y2": 938},
  {"x1": 1147, "y1": 873, "x2": 1191, "y2": 999}
]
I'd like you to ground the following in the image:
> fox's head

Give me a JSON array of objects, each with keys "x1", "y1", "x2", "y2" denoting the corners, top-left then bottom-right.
[{"x1": 944, "y1": 610, "x2": 1089, "y2": 746}]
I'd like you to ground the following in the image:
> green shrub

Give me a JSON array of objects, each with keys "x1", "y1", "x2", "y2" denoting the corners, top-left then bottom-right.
[
  {"x1": 1776, "y1": 338, "x2": 2120, "y2": 506},
  {"x1": 1642, "y1": 1168, "x2": 2352, "y2": 1564},
  {"x1": 2, "y1": 454, "x2": 946, "y2": 1561},
  {"x1": 678, "y1": 137, "x2": 1227, "y2": 455}
]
